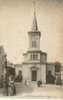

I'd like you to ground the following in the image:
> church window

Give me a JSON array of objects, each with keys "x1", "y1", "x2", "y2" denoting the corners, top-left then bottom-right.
[
  {"x1": 30, "y1": 54, "x2": 33, "y2": 60},
  {"x1": 0, "y1": 49, "x2": 1, "y2": 54},
  {"x1": 32, "y1": 41, "x2": 37, "y2": 48},
  {"x1": 30, "y1": 53, "x2": 38, "y2": 60},
  {"x1": 33, "y1": 53, "x2": 35, "y2": 60}
]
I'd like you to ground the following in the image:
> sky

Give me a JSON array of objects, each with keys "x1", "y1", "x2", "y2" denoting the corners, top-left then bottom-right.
[{"x1": 0, "y1": 0, "x2": 63, "y2": 64}]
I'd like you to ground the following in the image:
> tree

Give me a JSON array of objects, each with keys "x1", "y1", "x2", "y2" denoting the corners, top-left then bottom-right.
[{"x1": 55, "y1": 62, "x2": 61, "y2": 72}]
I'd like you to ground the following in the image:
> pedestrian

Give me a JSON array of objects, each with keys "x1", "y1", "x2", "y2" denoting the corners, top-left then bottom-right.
[
  {"x1": 37, "y1": 80, "x2": 42, "y2": 87},
  {"x1": 8, "y1": 75, "x2": 16, "y2": 96}
]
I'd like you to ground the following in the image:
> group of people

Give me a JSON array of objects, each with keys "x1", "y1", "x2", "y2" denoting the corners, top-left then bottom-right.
[
  {"x1": 0, "y1": 70, "x2": 61, "y2": 96},
  {"x1": 3, "y1": 74, "x2": 16, "y2": 96}
]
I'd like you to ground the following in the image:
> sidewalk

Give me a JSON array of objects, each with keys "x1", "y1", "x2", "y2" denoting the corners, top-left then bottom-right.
[
  {"x1": 0, "y1": 83, "x2": 63, "y2": 98},
  {"x1": 15, "y1": 83, "x2": 63, "y2": 98},
  {"x1": 0, "y1": 88, "x2": 3, "y2": 96}
]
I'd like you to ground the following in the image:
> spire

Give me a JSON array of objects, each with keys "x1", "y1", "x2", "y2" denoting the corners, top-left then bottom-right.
[{"x1": 31, "y1": 1, "x2": 38, "y2": 31}]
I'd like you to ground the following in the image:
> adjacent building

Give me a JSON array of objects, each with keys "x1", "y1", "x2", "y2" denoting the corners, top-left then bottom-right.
[
  {"x1": 0, "y1": 46, "x2": 7, "y2": 78},
  {"x1": 15, "y1": 64, "x2": 22, "y2": 75}
]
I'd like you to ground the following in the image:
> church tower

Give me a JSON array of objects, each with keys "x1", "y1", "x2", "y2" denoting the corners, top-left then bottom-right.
[
  {"x1": 28, "y1": 10, "x2": 41, "y2": 50},
  {"x1": 22, "y1": 3, "x2": 47, "y2": 84}
]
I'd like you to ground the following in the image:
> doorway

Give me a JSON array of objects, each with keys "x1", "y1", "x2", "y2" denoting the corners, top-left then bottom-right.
[{"x1": 31, "y1": 70, "x2": 37, "y2": 81}]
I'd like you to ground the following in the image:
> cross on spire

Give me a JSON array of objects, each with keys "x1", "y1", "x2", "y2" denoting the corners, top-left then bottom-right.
[{"x1": 31, "y1": 0, "x2": 38, "y2": 31}]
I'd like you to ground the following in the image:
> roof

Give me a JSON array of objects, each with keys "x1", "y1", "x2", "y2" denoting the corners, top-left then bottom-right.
[{"x1": 31, "y1": 11, "x2": 38, "y2": 31}]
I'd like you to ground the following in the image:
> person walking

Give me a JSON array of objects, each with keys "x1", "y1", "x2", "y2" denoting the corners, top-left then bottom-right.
[{"x1": 8, "y1": 75, "x2": 16, "y2": 96}]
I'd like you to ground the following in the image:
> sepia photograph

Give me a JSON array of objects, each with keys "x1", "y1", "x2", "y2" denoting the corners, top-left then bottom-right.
[{"x1": 0, "y1": 0, "x2": 63, "y2": 99}]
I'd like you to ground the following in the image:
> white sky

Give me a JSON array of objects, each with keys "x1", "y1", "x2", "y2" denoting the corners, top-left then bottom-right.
[{"x1": 0, "y1": 0, "x2": 63, "y2": 64}]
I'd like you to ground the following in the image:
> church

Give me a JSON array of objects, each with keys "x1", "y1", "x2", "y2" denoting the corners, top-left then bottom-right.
[{"x1": 21, "y1": 9, "x2": 61, "y2": 84}]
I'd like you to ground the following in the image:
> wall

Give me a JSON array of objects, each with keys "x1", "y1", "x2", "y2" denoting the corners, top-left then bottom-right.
[
  {"x1": 46, "y1": 63, "x2": 55, "y2": 76},
  {"x1": 40, "y1": 64, "x2": 46, "y2": 84},
  {"x1": 22, "y1": 63, "x2": 46, "y2": 84},
  {"x1": 61, "y1": 66, "x2": 63, "y2": 84},
  {"x1": 22, "y1": 63, "x2": 41, "y2": 82},
  {"x1": 0, "y1": 46, "x2": 6, "y2": 77},
  {"x1": 15, "y1": 64, "x2": 22, "y2": 75},
  {"x1": 40, "y1": 53, "x2": 47, "y2": 63},
  {"x1": 22, "y1": 64, "x2": 31, "y2": 82}
]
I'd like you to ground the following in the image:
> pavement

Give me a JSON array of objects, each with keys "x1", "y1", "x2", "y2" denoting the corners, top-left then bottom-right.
[
  {"x1": 0, "y1": 82, "x2": 63, "y2": 98},
  {"x1": 15, "y1": 82, "x2": 63, "y2": 98},
  {"x1": 0, "y1": 88, "x2": 4, "y2": 96}
]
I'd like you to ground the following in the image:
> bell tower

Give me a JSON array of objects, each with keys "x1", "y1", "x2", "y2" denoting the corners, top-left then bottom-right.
[
  {"x1": 22, "y1": 1, "x2": 47, "y2": 84},
  {"x1": 28, "y1": 2, "x2": 41, "y2": 50}
]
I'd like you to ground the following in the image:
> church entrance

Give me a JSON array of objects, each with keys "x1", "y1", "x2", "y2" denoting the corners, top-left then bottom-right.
[{"x1": 31, "y1": 70, "x2": 37, "y2": 81}]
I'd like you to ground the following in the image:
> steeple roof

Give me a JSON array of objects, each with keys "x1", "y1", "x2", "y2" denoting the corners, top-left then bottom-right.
[
  {"x1": 31, "y1": 1, "x2": 38, "y2": 32},
  {"x1": 32, "y1": 11, "x2": 38, "y2": 31}
]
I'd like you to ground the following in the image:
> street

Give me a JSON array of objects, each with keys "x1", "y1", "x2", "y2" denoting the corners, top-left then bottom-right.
[
  {"x1": 0, "y1": 82, "x2": 63, "y2": 98},
  {"x1": 15, "y1": 83, "x2": 63, "y2": 98}
]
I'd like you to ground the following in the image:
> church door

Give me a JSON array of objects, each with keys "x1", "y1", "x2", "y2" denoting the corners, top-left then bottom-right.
[{"x1": 31, "y1": 70, "x2": 37, "y2": 81}]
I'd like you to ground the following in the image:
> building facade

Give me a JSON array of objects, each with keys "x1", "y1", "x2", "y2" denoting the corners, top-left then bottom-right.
[
  {"x1": 15, "y1": 64, "x2": 22, "y2": 75},
  {"x1": 0, "y1": 46, "x2": 7, "y2": 78},
  {"x1": 22, "y1": 11, "x2": 47, "y2": 84},
  {"x1": 21, "y1": 11, "x2": 61, "y2": 84}
]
